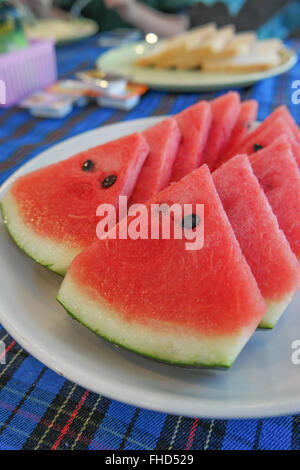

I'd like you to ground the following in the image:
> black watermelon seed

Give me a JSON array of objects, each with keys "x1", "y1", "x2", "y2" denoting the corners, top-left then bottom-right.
[
  {"x1": 181, "y1": 214, "x2": 200, "y2": 230},
  {"x1": 102, "y1": 174, "x2": 117, "y2": 188},
  {"x1": 253, "y1": 143, "x2": 263, "y2": 152},
  {"x1": 82, "y1": 160, "x2": 94, "y2": 171}
]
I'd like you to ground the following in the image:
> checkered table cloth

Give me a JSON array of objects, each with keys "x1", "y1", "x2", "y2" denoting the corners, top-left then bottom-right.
[{"x1": 0, "y1": 37, "x2": 299, "y2": 451}]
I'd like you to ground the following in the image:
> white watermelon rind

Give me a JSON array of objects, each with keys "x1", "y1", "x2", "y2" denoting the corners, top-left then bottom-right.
[
  {"x1": 57, "y1": 275, "x2": 258, "y2": 368},
  {"x1": 258, "y1": 295, "x2": 294, "y2": 329},
  {"x1": 1, "y1": 190, "x2": 81, "y2": 276}
]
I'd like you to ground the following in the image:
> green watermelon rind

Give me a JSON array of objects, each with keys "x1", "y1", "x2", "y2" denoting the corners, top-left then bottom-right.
[
  {"x1": 0, "y1": 202, "x2": 64, "y2": 277},
  {"x1": 0, "y1": 200, "x2": 65, "y2": 276},
  {"x1": 57, "y1": 296, "x2": 232, "y2": 369},
  {"x1": 0, "y1": 192, "x2": 81, "y2": 276}
]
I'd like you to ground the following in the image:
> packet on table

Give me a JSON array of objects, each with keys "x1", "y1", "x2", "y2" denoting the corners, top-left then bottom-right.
[{"x1": 20, "y1": 92, "x2": 74, "y2": 118}]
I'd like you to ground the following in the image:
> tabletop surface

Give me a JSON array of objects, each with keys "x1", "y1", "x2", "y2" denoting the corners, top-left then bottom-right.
[{"x1": 0, "y1": 36, "x2": 300, "y2": 451}]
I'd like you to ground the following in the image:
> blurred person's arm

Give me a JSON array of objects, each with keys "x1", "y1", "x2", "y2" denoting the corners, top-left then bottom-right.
[
  {"x1": 18, "y1": 0, "x2": 70, "y2": 19},
  {"x1": 104, "y1": 0, "x2": 189, "y2": 36},
  {"x1": 18, "y1": 0, "x2": 52, "y2": 17}
]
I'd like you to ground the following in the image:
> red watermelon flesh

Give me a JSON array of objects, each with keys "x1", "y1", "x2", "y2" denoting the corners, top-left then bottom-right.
[
  {"x1": 213, "y1": 154, "x2": 300, "y2": 328},
  {"x1": 130, "y1": 118, "x2": 181, "y2": 205},
  {"x1": 170, "y1": 101, "x2": 212, "y2": 182},
  {"x1": 203, "y1": 91, "x2": 241, "y2": 171},
  {"x1": 57, "y1": 165, "x2": 266, "y2": 367},
  {"x1": 216, "y1": 100, "x2": 258, "y2": 168},
  {"x1": 226, "y1": 105, "x2": 300, "y2": 160},
  {"x1": 236, "y1": 117, "x2": 300, "y2": 169},
  {"x1": 1, "y1": 133, "x2": 149, "y2": 275},
  {"x1": 249, "y1": 137, "x2": 300, "y2": 261}
]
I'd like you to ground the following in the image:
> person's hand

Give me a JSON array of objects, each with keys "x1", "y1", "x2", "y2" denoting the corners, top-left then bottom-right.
[{"x1": 104, "y1": 0, "x2": 137, "y2": 21}]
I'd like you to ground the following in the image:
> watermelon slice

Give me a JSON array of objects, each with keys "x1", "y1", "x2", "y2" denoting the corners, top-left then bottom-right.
[
  {"x1": 203, "y1": 91, "x2": 241, "y2": 171},
  {"x1": 130, "y1": 118, "x2": 181, "y2": 205},
  {"x1": 229, "y1": 116, "x2": 300, "y2": 169},
  {"x1": 216, "y1": 100, "x2": 258, "y2": 168},
  {"x1": 170, "y1": 101, "x2": 211, "y2": 183},
  {"x1": 1, "y1": 133, "x2": 149, "y2": 275},
  {"x1": 213, "y1": 155, "x2": 300, "y2": 329},
  {"x1": 226, "y1": 105, "x2": 300, "y2": 160},
  {"x1": 249, "y1": 136, "x2": 300, "y2": 261},
  {"x1": 57, "y1": 165, "x2": 266, "y2": 368}
]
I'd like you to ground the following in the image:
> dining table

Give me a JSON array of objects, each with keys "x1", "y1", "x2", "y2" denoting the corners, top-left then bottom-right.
[{"x1": 0, "y1": 35, "x2": 300, "y2": 451}]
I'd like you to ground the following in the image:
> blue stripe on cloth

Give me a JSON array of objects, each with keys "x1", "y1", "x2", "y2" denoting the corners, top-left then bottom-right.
[
  {"x1": 250, "y1": 77, "x2": 277, "y2": 120},
  {"x1": 88, "y1": 401, "x2": 137, "y2": 450},
  {"x1": 167, "y1": 94, "x2": 199, "y2": 115},
  {"x1": 0, "y1": 367, "x2": 65, "y2": 449},
  {"x1": 0, "y1": 107, "x2": 117, "y2": 184},
  {"x1": 89, "y1": 401, "x2": 131, "y2": 450},
  {"x1": 0, "y1": 441, "x2": 16, "y2": 449},
  {"x1": 258, "y1": 416, "x2": 293, "y2": 449},
  {"x1": 124, "y1": 409, "x2": 167, "y2": 450},
  {"x1": 121, "y1": 92, "x2": 166, "y2": 121},
  {"x1": 0, "y1": 112, "x2": 31, "y2": 140},
  {"x1": 221, "y1": 419, "x2": 259, "y2": 450},
  {"x1": 0, "y1": 358, "x2": 45, "y2": 449}
]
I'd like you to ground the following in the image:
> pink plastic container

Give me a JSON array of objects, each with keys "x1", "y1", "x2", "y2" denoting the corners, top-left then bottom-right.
[{"x1": 0, "y1": 39, "x2": 57, "y2": 108}]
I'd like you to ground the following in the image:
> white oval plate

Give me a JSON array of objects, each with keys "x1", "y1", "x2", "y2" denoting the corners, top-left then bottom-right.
[
  {"x1": 97, "y1": 43, "x2": 298, "y2": 92},
  {"x1": 1, "y1": 116, "x2": 300, "y2": 419}
]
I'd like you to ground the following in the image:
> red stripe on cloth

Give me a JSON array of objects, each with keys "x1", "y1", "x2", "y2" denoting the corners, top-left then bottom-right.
[
  {"x1": 0, "y1": 340, "x2": 16, "y2": 361},
  {"x1": 51, "y1": 390, "x2": 90, "y2": 450},
  {"x1": 185, "y1": 418, "x2": 199, "y2": 450}
]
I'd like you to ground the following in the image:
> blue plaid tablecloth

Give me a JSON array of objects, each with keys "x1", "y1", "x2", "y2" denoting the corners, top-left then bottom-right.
[{"x1": 0, "y1": 37, "x2": 300, "y2": 451}]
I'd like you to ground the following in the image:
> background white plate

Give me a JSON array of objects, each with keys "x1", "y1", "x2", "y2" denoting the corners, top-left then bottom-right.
[
  {"x1": 97, "y1": 43, "x2": 298, "y2": 92},
  {"x1": 1, "y1": 116, "x2": 300, "y2": 419},
  {"x1": 25, "y1": 18, "x2": 98, "y2": 46}
]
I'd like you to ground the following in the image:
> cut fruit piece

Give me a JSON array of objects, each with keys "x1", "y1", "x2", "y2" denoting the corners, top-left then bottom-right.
[
  {"x1": 229, "y1": 116, "x2": 300, "y2": 169},
  {"x1": 217, "y1": 100, "x2": 258, "y2": 168},
  {"x1": 249, "y1": 136, "x2": 300, "y2": 262},
  {"x1": 1, "y1": 133, "x2": 149, "y2": 275},
  {"x1": 202, "y1": 31, "x2": 256, "y2": 59},
  {"x1": 160, "y1": 23, "x2": 217, "y2": 68},
  {"x1": 57, "y1": 165, "x2": 266, "y2": 368},
  {"x1": 135, "y1": 23, "x2": 217, "y2": 68},
  {"x1": 130, "y1": 118, "x2": 181, "y2": 205},
  {"x1": 170, "y1": 101, "x2": 212, "y2": 182},
  {"x1": 170, "y1": 25, "x2": 235, "y2": 70},
  {"x1": 226, "y1": 105, "x2": 300, "y2": 160},
  {"x1": 203, "y1": 91, "x2": 240, "y2": 171},
  {"x1": 213, "y1": 155, "x2": 300, "y2": 329},
  {"x1": 201, "y1": 38, "x2": 284, "y2": 72}
]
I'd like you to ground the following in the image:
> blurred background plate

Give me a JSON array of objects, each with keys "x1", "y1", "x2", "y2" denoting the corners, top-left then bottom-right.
[
  {"x1": 25, "y1": 17, "x2": 98, "y2": 46},
  {"x1": 97, "y1": 41, "x2": 297, "y2": 92}
]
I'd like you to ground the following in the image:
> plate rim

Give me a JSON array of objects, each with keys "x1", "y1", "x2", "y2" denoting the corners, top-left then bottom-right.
[{"x1": 1, "y1": 116, "x2": 300, "y2": 419}]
